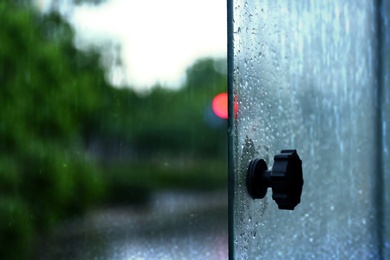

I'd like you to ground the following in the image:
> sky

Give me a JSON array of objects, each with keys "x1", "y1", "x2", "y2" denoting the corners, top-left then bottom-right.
[{"x1": 36, "y1": 0, "x2": 227, "y2": 92}]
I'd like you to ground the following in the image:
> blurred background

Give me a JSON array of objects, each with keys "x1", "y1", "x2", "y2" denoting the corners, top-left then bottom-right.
[{"x1": 0, "y1": 0, "x2": 228, "y2": 259}]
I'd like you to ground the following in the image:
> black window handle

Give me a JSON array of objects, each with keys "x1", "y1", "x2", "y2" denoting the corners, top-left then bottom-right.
[{"x1": 246, "y1": 150, "x2": 304, "y2": 210}]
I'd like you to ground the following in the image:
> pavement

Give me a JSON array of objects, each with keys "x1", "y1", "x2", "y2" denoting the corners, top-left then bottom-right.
[{"x1": 35, "y1": 190, "x2": 228, "y2": 260}]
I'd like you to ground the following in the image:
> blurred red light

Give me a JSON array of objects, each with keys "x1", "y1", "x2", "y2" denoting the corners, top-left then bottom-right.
[{"x1": 212, "y1": 93, "x2": 228, "y2": 119}]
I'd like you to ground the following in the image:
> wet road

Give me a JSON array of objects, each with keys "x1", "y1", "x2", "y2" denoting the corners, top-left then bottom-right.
[{"x1": 36, "y1": 190, "x2": 228, "y2": 260}]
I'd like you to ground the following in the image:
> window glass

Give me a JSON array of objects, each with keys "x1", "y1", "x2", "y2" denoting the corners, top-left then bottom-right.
[
  {"x1": 1, "y1": 1, "x2": 228, "y2": 259},
  {"x1": 230, "y1": 0, "x2": 389, "y2": 258},
  {"x1": 381, "y1": 1, "x2": 390, "y2": 257}
]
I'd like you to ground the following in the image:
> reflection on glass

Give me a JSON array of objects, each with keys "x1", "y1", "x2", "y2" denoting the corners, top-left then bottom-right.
[{"x1": 0, "y1": 1, "x2": 227, "y2": 259}]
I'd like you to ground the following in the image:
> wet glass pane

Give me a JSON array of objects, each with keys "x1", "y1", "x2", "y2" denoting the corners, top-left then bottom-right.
[
  {"x1": 0, "y1": 1, "x2": 228, "y2": 259},
  {"x1": 230, "y1": 0, "x2": 389, "y2": 258},
  {"x1": 382, "y1": 1, "x2": 390, "y2": 257}
]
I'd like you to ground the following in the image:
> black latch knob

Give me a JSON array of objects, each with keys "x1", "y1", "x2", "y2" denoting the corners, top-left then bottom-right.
[{"x1": 246, "y1": 150, "x2": 303, "y2": 210}]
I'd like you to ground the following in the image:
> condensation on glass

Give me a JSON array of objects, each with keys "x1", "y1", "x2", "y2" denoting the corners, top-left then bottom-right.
[{"x1": 229, "y1": 0, "x2": 390, "y2": 258}]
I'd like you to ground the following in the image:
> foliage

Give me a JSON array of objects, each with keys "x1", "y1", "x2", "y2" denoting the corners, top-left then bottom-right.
[
  {"x1": 101, "y1": 159, "x2": 227, "y2": 206},
  {"x1": 0, "y1": 3, "x2": 106, "y2": 258},
  {"x1": 93, "y1": 58, "x2": 227, "y2": 159}
]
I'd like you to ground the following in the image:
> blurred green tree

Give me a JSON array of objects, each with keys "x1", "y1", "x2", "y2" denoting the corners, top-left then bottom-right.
[
  {"x1": 0, "y1": 2, "x2": 106, "y2": 258},
  {"x1": 97, "y1": 58, "x2": 227, "y2": 159}
]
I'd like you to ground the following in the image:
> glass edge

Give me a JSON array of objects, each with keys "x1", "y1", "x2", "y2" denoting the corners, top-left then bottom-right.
[{"x1": 227, "y1": 0, "x2": 235, "y2": 258}]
